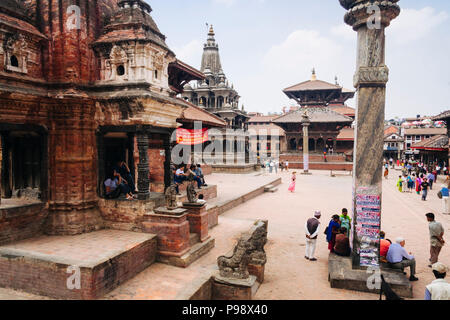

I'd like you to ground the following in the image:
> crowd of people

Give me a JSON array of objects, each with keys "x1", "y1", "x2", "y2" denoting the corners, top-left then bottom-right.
[
  {"x1": 391, "y1": 159, "x2": 450, "y2": 214},
  {"x1": 304, "y1": 209, "x2": 449, "y2": 299}
]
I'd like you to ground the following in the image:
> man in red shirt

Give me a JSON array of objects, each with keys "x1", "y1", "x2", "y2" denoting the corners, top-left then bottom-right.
[{"x1": 380, "y1": 231, "x2": 392, "y2": 263}]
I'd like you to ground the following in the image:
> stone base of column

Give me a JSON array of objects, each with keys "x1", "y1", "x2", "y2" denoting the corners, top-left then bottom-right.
[
  {"x1": 248, "y1": 263, "x2": 265, "y2": 283},
  {"x1": 301, "y1": 171, "x2": 312, "y2": 175},
  {"x1": 182, "y1": 203, "x2": 210, "y2": 243},
  {"x1": 141, "y1": 208, "x2": 191, "y2": 258},
  {"x1": 212, "y1": 274, "x2": 260, "y2": 300},
  {"x1": 45, "y1": 207, "x2": 104, "y2": 236},
  {"x1": 328, "y1": 253, "x2": 413, "y2": 298}
]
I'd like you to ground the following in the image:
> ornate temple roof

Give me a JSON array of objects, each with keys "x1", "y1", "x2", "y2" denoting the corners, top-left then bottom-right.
[
  {"x1": 94, "y1": 0, "x2": 171, "y2": 53},
  {"x1": 283, "y1": 70, "x2": 353, "y2": 107},
  {"x1": 273, "y1": 107, "x2": 354, "y2": 124},
  {"x1": 0, "y1": 0, "x2": 45, "y2": 39},
  {"x1": 201, "y1": 25, "x2": 223, "y2": 75}
]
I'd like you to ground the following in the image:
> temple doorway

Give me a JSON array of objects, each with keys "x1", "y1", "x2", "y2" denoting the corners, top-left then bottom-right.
[
  {"x1": 316, "y1": 138, "x2": 325, "y2": 152},
  {"x1": 308, "y1": 138, "x2": 315, "y2": 152},
  {"x1": 289, "y1": 138, "x2": 297, "y2": 151}
]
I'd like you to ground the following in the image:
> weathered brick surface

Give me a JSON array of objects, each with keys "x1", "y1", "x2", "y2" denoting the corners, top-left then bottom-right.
[
  {"x1": 0, "y1": 203, "x2": 48, "y2": 245},
  {"x1": 207, "y1": 206, "x2": 219, "y2": 229},
  {"x1": 183, "y1": 205, "x2": 210, "y2": 242},
  {"x1": 148, "y1": 146, "x2": 165, "y2": 193},
  {"x1": 141, "y1": 212, "x2": 191, "y2": 257},
  {"x1": 0, "y1": 230, "x2": 157, "y2": 299},
  {"x1": 286, "y1": 162, "x2": 353, "y2": 171}
]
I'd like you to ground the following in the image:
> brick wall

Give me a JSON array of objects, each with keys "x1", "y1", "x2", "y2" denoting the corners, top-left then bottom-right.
[
  {"x1": 0, "y1": 203, "x2": 48, "y2": 245},
  {"x1": 148, "y1": 146, "x2": 165, "y2": 193}
]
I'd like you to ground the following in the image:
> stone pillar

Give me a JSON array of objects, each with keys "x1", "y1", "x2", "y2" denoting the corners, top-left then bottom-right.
[
  {"x1": 163, "y1": 132, "x2": 173, "y2": 190},
  {"x1": 340, "y1": 0, "x2": 400, "y2": 268},
  {"x1": 301, "y1": 112, "x2": 311, "y2": 174},
  {"x1": 137, "y1": 131, "x2": 150, "y2": 201}
]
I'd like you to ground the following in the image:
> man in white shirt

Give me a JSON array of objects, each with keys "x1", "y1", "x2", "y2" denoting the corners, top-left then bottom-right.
[
  {"x1": 425, "y1": 263, "x2": 450, "y2": 300},
  {"x1": 305, "y1": 211, "x2": 321, "y2": 262}
]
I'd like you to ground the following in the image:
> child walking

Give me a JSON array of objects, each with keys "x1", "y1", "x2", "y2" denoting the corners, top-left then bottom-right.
[{"x1": 288, "y1": 172, "x2": 297, "y2": 193}]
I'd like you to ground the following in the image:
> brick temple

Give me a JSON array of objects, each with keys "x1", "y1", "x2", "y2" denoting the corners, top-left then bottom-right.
[{"x1": 0, "y1": 0, "x2": 227, "y2": 299}]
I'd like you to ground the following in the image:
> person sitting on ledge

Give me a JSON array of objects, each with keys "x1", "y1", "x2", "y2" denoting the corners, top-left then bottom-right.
[
  {"x1": 174, "y1": 165, "x2": 187, "y2": 195},
  {"x1": 187, "y1": 164, "x2": 203, "y2": 189},
  {"x1": 113, "y1": 160, "x2": 136, "y2": 194},
  {"x1": 195, "y1": 164, "x2": 208, "y2": 187},
  {"x1": 380, "y1": 231, "x2": 392, "y2": 263},
  {"x1": 387, "y1": 237, "x2": 419, "y2": 282},
  {"x1": 104, "y1": 172, "x2": 135, "y2": 201},
  {"x1": 334, "y1": 227, "x2": 351, "y2": 257},
  {"x1": 197, "y1": 194, "x2": 206, "y2": 205}
]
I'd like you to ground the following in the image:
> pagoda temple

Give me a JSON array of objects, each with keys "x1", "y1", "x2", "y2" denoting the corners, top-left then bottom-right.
[{"x1": 273, "y1": 70, "x2": 355, "y2": 170}]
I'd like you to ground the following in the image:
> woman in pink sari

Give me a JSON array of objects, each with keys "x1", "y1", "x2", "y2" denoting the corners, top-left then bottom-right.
[{"x1": 288, "y1": 172, "x2": 297, "y2": 193}]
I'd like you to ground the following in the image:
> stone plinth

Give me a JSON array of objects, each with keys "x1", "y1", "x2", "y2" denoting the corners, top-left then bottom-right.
[
  {"x1": 248, "y1": 263, "x2": 265, "y2": 284},
  {"x1": 212, "y1": 274, "x2": 259, "y2": 300},
  {"x1": 0, "y1": 230, "x2": 157, "y2": 300},
  {"x1": 141, "y1": 208, "x2": 190, "y2": 259},
  {"x1": 328, "y1": 253, "x2": 412, "y2": 298},
  {"x1": 182, "y1": 203, "x2": 210, "y2": 242}
]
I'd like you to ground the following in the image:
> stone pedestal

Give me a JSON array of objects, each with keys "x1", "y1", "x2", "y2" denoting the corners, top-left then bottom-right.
[
  {"x1": 248, "y1": 263, "x2": 265, "y2": 284},
  {"x1": 212, "y1": 274, "x2": 259, "y2": 300},
  {"x1": 141, "y1": 207, "x2": 190, "y2": 259},
  {"x1": 183, "y1": 203, "x2": 210, "y2": 242}
]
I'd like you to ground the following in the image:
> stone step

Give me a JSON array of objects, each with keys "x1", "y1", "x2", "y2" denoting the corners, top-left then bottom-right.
[
  {"x1": 0, "y1": 230, "x2": 158, "y2": 300},
  {"x1": 264, "y1": 185, "x2": 278, "y2": 193},
  {"x1": 158, "y1": 237, "x2": 215, "y2": 268}
]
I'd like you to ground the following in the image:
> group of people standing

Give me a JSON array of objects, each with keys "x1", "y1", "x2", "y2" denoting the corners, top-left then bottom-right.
[{"x1": 304, "y1": 208, "x2": 352, "y2": 261}]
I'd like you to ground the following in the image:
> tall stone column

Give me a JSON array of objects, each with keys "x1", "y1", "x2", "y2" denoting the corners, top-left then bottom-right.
[
  {"x1": 301, "y1": 111, "x2": 311, "y2": 174},
  {"x1": 137, "y1": 131, "x2": 150, "y2": 201},
  {"x1": 340, "y1": 0, "x2": 400, "y2": 268}
]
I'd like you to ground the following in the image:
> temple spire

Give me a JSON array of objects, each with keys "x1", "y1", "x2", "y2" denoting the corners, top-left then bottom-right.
[{"x1": 311, "y1": 68, "x2": 317, "y2": 81}]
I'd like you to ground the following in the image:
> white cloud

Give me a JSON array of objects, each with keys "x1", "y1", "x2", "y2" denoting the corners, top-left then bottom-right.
[
  {"x1": 388, "y1": 7, "x2": 448, "y2": 44},
  {"x1": 172, "y1": 39, "x2": 203, "y2": 66}
]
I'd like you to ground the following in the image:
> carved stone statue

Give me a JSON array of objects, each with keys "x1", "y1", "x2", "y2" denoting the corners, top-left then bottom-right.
[
  {"x1": 217, "y1": 220, "x2": 268, "y2": 280},
  {"x1": 248, "y1": 221, "x2": 268, "y2": 266},
  {"x1": 218, "y1": 238, "x2": 252, "y2": 280},
  {"x1": 165, "y1": 184, "x2": 178, "y2": 210},
  {"x1": 186, "y1": 182, "x2": 198, "y2": 203}
]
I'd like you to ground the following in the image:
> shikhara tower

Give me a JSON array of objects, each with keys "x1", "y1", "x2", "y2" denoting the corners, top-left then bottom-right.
[{"x1": 182, "y1": 25, "x2": 249, "y2": 131}]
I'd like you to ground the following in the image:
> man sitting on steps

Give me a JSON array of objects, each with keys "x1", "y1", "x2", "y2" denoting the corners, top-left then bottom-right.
[{"x1": 387, "y1": 237, "x2": 419, "y2": 282}]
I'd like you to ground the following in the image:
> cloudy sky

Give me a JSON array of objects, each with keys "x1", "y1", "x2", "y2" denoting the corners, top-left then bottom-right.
[{"x1": 147, "y1": 0, "x2": 450, "y2": 119}]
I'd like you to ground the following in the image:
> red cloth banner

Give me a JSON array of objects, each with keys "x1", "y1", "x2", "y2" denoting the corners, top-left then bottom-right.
[{"x1": 176, "y1": 128, "x2": 209, "y2": 145}]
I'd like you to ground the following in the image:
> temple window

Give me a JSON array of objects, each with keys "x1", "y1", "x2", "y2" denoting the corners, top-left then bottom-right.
[
  {"x1": 10, "y1": 55, "x2": 19, "y2": 68},
  {"x1": 117, "y1": 65, "x2": 125, "y2": 76},
  {"x1": 4, "y1": 34, "x2": 28, "y2": 74}
]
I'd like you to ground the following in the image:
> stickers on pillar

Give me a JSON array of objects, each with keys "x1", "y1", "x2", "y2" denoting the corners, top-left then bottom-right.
[{"x1": 355, "y1": 188, "x2": 381, "y2": 267}]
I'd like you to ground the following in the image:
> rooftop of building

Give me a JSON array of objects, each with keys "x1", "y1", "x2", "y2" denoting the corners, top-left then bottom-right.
[
  {"x1": 178, "y1": 100, "x2": 227, "y2": 128},
  {"x1": 404, "y1": 127, "x2": 447, "y2": 135},
  {"x1": 411, "y1": 135, "x2": 449, "y2": 151},
  {"x1": 273, "y1": 107, "x2": 354, "y2": 124}
]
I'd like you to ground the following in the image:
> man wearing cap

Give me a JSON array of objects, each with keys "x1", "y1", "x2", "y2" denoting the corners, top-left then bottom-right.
[
  {"x1": 426, "y1": 213, "x2": 445, "y2": 267},
  {"x1": 305, "y1": 211, "x2": 321, "y2": 262},
  {"x1": 425, "y1": 263, "x2": 450, "y2": 300},
  {"x1": 387, "y1": 237, "x2": 419, "y2": 281}
]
